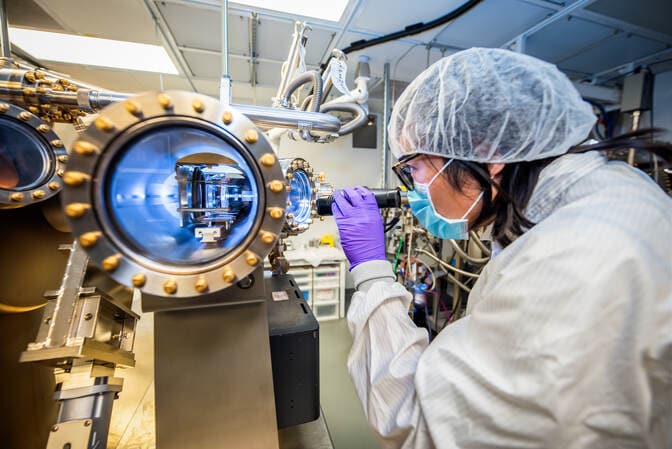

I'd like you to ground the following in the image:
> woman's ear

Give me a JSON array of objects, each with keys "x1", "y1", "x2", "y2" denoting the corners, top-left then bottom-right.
[{"x1": 487, "y1": 163, "x2": 505, "y2": 182}]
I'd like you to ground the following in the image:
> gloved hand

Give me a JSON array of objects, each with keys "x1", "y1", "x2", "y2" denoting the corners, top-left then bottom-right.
[{"x1": 332, "y1": 186, "x2": 386, "y2": 269}]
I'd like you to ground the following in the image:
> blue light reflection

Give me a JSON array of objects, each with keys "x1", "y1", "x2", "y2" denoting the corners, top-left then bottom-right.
[{"x1": 106, "y1": 126, "x2": 258, "y2": 265}]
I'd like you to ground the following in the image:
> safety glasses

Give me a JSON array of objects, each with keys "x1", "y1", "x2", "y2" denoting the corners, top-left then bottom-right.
[{"x1": 392, "y1": 153, "x2": 422, "y2": 190}]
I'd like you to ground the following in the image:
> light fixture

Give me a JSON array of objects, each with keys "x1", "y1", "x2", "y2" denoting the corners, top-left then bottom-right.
[
  {"x1": 232, "y1": 0, "x2": 350, "y2": 22},
  {"x1": 8, "y1": 27, "x2": 178, "y2": 75}
]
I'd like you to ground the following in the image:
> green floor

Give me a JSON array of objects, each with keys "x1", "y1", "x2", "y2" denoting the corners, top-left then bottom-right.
[{"x1": 319, "y1": 318, "x2": 380, "y2": 449}]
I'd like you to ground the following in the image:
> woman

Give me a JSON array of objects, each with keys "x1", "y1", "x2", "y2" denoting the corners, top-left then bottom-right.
[{"x1": 331, "y1": 48, "x2": 672, "y2": 448}]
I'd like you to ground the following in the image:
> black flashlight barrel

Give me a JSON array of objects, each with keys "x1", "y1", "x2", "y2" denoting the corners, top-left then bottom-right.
[{"x1": 316, "y1": 188, "x2": 403, "y2": 216}]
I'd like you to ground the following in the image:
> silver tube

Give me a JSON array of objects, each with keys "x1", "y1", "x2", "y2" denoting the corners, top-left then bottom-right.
[
  {"x1": 0, "y1": 0, "x2": 10, "y2": 58},
  {"x1": 275, "y1": 22, "x2": 306, "y2": 104},
  {"x1": 234, "y1": 103, "x2": 341, "y2": 132},
  {"x1": 319, "y1": 101, "x2": 367, "y2": 136},
  {"x1": 382, "y1": 62, "x2": 391, "y2": 188},
  {"x1": 281, "y1": 70, "x2": 323, "y2": 112},
  {"x1": 415, "y1": 248, "x2": 482, "y2": 278},
  {"x1": 222, "y1": 0, "x2": 230, "y2": 78},
  {"x1": 627, "y1": 110, "x2": 641, "y2": 166},
  {"x1": 87, "y1": 91, "x2": 132, "y2": 111}
]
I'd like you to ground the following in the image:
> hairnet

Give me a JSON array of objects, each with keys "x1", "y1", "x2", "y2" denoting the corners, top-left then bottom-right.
[{"x1": 389, "y1": 48, "x2": 596, "y2": 163}]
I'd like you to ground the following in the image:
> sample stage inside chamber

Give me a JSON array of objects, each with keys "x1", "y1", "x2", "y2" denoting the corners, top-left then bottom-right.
[{"x1": 104, "y1": 125, "x2": 259, "y2": 266}]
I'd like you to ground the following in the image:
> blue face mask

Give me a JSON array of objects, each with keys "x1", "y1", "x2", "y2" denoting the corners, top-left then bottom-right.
[{"x1": 407, "y1": 159, "x2": 483, "y2": 240}]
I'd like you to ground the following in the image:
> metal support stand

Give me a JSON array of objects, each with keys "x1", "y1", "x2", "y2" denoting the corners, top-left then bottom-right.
[
  {"x1": 148, "y1": 268, "x2": 280, "y2": 449},
  {"x1": 21, "y1": 241, "x2": 138, "y2": 449}
]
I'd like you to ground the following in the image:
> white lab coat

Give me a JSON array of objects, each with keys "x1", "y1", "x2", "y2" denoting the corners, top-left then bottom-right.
[{"x1": 347, "y1": 151, "x2": 672, "y2": 449}]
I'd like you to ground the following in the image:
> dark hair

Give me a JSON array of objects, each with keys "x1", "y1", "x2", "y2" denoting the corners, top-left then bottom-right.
[{"x1": 434, "y1": 128, "x2": 672, "y2": 248}]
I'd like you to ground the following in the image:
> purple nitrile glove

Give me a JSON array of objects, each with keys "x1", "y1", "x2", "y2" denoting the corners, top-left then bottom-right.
[{"x1": 331, "y1": 186, "x2": 386, "y2": 270}]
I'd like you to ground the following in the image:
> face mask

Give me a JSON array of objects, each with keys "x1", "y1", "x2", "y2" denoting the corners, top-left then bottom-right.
[{"x1": 407, "y1": 159, "x2": 484, "y2": 240}]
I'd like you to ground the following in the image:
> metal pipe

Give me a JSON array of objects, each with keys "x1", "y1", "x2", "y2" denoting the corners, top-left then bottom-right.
[
  {"x1": 382, "y1": 62, "x2": 391, "y2": 189},
  {"x1": 220, "y1": 0, "x2": 232, "y2": 103},
  {"x1": 234, "y1": 103, "x2": 341, "y2": 132},
  {"x1": 275, "y1": 22, "x2": 307, "y2": 106},
  {"x1": 627, "y1": 110, "x2": 641, "y2": 166},
  {"x1": 281, "y1": 70, "x2": 323, "y2": 112},
  {"x1": 319, "y1": 101, "x2": 367, "y2": 135},
  {"x1": 0, "y1": 0, "x2": 11, "y2": 58}
]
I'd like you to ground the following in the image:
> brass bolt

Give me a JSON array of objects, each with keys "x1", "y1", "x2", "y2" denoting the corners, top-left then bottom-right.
[
  {"x1": 222, "y1": 269, "x2": 235, "y2": 283},
  {"x1": 63, "y1": 171, "x2": 90, "y2": 187},
  {"x1": 245, "y1": 252, "x2": 259, "y2": 266},
  {"x1": 163, "y1": 280, "x2": 178, "y2": 295},
  {"x1": 36, "y1": 87, "x2": 48, "y2": 95},
  {"x1": 102, "y1": 255, "x2": 121, "y2": 272},
  {"x1": 0, "y1": 103, "x2": 9, "y2": 113},
  {"x1": 48, "y1": 182, "x2": 60, "y2": 191},
  {"x1": 57, "y1": 155, "x2": 68, "y2": 163},
  {"x1": 320, "y1": 216, "x2": 325, "y2": 221},
  {"x1": 35, "y1": 71, "x2": 45, "y2": 80},
  {"x1": 269, "y1": 180, "x2": 284, "y2": 193},
  {"x1": 56, "y1": 169, "x2": 65, "y2": 177},
  {"x1": 132, "y1": 274, "x2": 146, "y2": 288},
  {"x1": 51, "y1": 425, "x2": 59, "y2": 432},
  {"x1": 260, "y1": 153, "x2": 276, "y2": 167},
  {"x1": 158, "y1": 93, "x2": 173, "y2": 109},
  {"x1": 244, "y1": 129, "x2": 258, "y2": 144},
  {"x1": 64, "y1": 203, "x2": 90, "y2": 218},
  {"x1": 37, "y1": 124, "x2": 50, "y2": 133},
  {"x1": 286, "y1": 213, "x2": 294, "y2": 220},
  {"x1": 192, "y1": 98, "x2": 205, "y2": 113},
  {"x1": 124, "y1": 100, "x2": 142, "y2": 116},
  {"x1": 268, "y1": 207, "x2": 284, "y2": 219},
  {"x1": 94, "y1": 116, "x2": 115, "y2": 132},
  {"x1": 194, "y1": 277, "x2": 208, "y2": 293},
  {"x1": 285, "y1": 185, "x2": 291, "y2": 193},
  {"x1": 51, "y1": 139, "x2": 64, "y2": 148},
  {"x1": 286, "y1": 173, "x2": 294, "y2": 180},
  {"x1": 318, "y1": 172, "x2": 326, "y2": 182},
  {"x1": 261, "y1": 231, "x2": 275, "y2": 244},
  {"x1": 10, "y1": 192, "x2": 24, "y2": 202},
  {"x1": 24, "y1": 72, "x2": 36, "y2": 83},
  {"x1": 31, "y1": 190, "x2": 45, "y2": 200},
  {"x1": 29, "y1": 106, "x2": 40, "y2": 114},
  {"x1": 79, "y1": 231, "x2": 102, "y2": 248},
  {"x1": 23, "y1": 87, "x2": 36, "y2": 97},
  {"x1": 18, "y1": 111, "x2": 31, "y2": 121},
  {"x1": 73, "y1": 141, "x2": 98, "y2": 156},
  {"x1": 222, "y1": 110, "x2": 233, "y2": 124}
]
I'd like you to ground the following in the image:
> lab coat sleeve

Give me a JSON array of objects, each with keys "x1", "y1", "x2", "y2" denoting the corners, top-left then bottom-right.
[{"x1": 346, "y1": 260, "x2": 433, "y2": 449}]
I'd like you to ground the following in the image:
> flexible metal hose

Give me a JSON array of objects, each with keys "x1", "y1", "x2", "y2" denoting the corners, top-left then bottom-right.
[{"x1": 280, "y1": 70, "x2": 323, "y2": 112}]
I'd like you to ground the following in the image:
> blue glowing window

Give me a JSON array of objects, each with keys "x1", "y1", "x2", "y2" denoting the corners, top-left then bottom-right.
[
  {"x1": 0, "y1": 117, "x2": 50, "y2": 190},
  {"x1": 105, "y1": 126, "x2": 259, "y2": 266},
  {"x1": 286, "y1": 169, "x2": 313, "y2": 226}
]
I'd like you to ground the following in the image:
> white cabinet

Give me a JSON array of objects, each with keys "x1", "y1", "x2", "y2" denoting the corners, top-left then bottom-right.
[{"x1": 290, "y1": 263, "x2": 346, "y2": 321}]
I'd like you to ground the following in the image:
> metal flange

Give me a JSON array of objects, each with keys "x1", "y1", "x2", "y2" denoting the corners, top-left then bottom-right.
[
  {"x1": 280, "y1": 157, "x2": 318, "y2": 235},
  {"x1": 61, "y1": 91, "x2": 287, "y2": 299},
  {"x1": 0, "y1": 102, "x2": 66, "y2": 209}
]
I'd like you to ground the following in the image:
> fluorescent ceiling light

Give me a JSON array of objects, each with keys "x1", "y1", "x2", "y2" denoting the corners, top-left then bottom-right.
[
  {"x1": 8, "y1": 27, "x2": 179, "y2": 75},
  {"x1": 233, "y1": 0, "x2": 350, "y2": 22}
]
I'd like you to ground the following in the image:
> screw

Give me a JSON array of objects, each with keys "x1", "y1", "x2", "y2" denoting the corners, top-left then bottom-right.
[
  {"x1": 51, "y1": 425, "x2": 59, "y2": 432},
  {"x1": 84, "y1": 420, "x2": 91, "y2": 427},
  {"x1": 84, "y1": 313, "x2": 93, "y2": 321},
  {"x1": 45, "y1": 317, "x2": 51, "y2": 325}
]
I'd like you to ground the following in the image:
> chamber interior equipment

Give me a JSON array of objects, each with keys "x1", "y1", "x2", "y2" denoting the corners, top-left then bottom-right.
[
  {"x1": 104, "y1": 125, "x2": 258, "y2": 266},
  {"x1": 0, "y1": 117, "x2": 51, "y2": 190}
]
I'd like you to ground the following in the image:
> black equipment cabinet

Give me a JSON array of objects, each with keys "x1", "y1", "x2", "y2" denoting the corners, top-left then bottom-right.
[{"x1": 265, "y1": 273, "x2": 320, "y2": 429}]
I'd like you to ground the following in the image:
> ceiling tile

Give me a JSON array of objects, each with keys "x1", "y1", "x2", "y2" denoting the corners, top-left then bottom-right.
[
  {"x1": 586, "y1": 0, "x2": 672, "y2": 36},
  {"x1": 34, "y1": 0, "x2": 158, "y2": 44},
  {"x1": 525, "y1": 16, "x2": 616, "y2": 63},
  {"x1": 182, "y1": 49, "x2": 250, "y2": 81},
  {"x1": 432, "y1": 0, "x2": 553, "y2": 48},
  {"x1": 560, "y1": 34, "x2": 667, "y2": 75}
]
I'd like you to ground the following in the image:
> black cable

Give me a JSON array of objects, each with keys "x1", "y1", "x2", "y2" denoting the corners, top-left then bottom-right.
[
  {"x1": 322, "y1": 0, "x2": 483, "y2": 70},
  {"x1": 384, "y1": 216, "x2": 401, "y2": 233}
]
